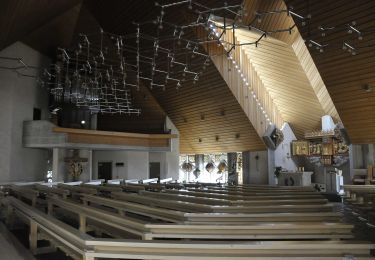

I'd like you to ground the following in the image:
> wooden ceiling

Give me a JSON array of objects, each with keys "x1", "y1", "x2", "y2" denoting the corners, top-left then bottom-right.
[
  {"x1": 4, "y1": 0, "x2": 375, "y2": 152},
  {"x1": 151, "y1": 61, "x2": 266, "y2": 154},
  {"x1": 83, "y1": 0, "x2": 266, "y2": 153},
  {"x1": 235, "y1": 29, "x2": 325, "y2": 137},
  {"x1": 285, "y1": 0, "x2": 375, "y2": 144},
  {"x1": 0, "y1": 0, "x2": 264, "y2": 154},
  {"x1": 0, "y1": 0, "x2": 81, "y2": 50}
]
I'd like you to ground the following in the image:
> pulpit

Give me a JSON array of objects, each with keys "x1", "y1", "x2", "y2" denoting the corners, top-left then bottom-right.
[{"x1": 278, "y1": 171, "x2": 313, "y2": 187}]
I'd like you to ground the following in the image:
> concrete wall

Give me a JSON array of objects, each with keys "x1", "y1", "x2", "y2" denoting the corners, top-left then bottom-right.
[
  {"x1": 92, "y1": 151, "x2": 149, "y2": 180},
  {"x1": 275, "y1": 123, "x2": 298, "y2": 172},
  {"x1": 242, "y1": 150, "x2": 268, "y2": 184},
  {"x1": 0, "y1": 42, "x2": 49, "y2": 182},
  {"x1": 51, "y1": 148, "x2": 92, "y2": 182},
  {"x1": 165, "y1": 117, "x2": 179, "y2": 180},
  {"x1": 92, "y1": 116, "x2": 180, "y2": 181}
]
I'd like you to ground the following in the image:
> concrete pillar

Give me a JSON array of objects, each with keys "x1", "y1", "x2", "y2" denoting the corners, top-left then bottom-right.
[
  {"x1": 367, "y1": 145, "x2": 375, "y2": 166},
  {"x1": 227, "y1": 152, "x2": 238, "y2": 184},
  {"x1": 88, "y1": 150, "x2": 93, "y2": 181},
  {"x1": 90, "y1": 113, "x2": 97, "y2": 130},
  {"x1": 242, "y1": 151, "x2": 250, "y2": 184},
  {"x1": 52, "y1": 148, "x2": 61, "y2": 182},
  {"x1": 268, "y1": 149, "x2": 275, "y2": 185}
]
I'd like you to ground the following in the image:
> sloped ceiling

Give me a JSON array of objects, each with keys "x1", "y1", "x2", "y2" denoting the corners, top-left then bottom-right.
[
  {"x1": 235, "y1": 29, "x2": 325, "y2": 137},
  {"x1": 0, "y1": 0, "x2": 265, "y2": 153},
  {"x1": 285, "y1": 0, "x2": 375, "y2": 144},
  {"x1": 83, "y1": 0, "x2": 266, "y2": 153},
  {"x1": 5, "y1": 0, "x2": 372, "y2": 152},
  {"x1": 0, "y1": 0, "x2": 82, "y2": 50}
]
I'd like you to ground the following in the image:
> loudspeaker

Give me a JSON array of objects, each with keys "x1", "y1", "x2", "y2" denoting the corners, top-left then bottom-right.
[{"x1": 262, "y1": 124, "x2": 284, "y2": 150}]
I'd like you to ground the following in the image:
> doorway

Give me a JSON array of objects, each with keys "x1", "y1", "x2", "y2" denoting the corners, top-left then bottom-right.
[
  {"x1": 98, "y1": 162, "x2": 112, "y2": 181},
  {"x1": 149, "y1": 162, "x2": 161, "y2": 180}
]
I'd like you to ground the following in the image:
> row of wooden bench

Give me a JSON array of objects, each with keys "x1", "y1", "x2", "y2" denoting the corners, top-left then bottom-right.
[
  {"x1": 2, "y1": 182, "x2": 375, "y2": 259},
  {"x1": 4, "y1": 196, "x2": 375, "y2": 260},
  {"x1": 343, "y1": 185, "x2": 375, "y2": 228}
]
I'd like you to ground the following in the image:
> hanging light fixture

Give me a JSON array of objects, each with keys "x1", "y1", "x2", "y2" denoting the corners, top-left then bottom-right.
[{"x1": 217, "y1": 160, "x2": 227, "y2": 174}]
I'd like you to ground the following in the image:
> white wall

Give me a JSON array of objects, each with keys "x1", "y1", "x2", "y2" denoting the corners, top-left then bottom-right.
[
  {"x1": 0, "y1": 42, "x2": 49, "y2": 182},
  {"x1": 127, "y1": 151, "x2": 149, "y2": 180},
  {"x1": 92, "y1": 150, "x2": 149, "y2": 180},
  {"x1": 275, "y1": 123, "x2": 298, "y2": 172},
  {"x1": 165, "y1": 117, "x2": 179, "y2": 180},
  {"x1": 91, "y1": 116, "x2": 179, "y2": 182},
  {"x1": 149, "y1": 117, "x2": 179, "y2": 180}
]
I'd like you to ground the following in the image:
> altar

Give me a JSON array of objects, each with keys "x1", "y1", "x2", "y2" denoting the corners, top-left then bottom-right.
[{"x1": 278, "y1": 171, "x2": 313, "y2": 187}]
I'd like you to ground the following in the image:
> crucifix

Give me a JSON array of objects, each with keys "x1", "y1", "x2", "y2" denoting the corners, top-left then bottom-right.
[{"x1": 64, "y1": 150, "x2": 88, "y2": 181}]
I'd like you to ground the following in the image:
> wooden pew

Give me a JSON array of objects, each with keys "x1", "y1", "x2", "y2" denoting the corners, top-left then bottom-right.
[
  {"x1": 186, "y1": 187, "x2": 319, "y2": 197},
  {"x1": 139, "y1": 190, "x2": 329, "y2": 206},
  {"x1": 48, "y1": 196, "x2": 354, "y2": 240},
  {"x1": 81, "y1": 194, "x2": 342, "y2": 224},
  {"x1": 4, "y1": 197, "x2": 375, "y2": 259},
  {"x1": 81, "y1": 183, "x2": 123, "y2": 193},
  {"x1": 34, "y1": 184, "x2": 70, "y2": 199},
  {"x1": 3, "y1": 196, "x2": 91, "y2": 258},
  {"x1": 184, "y1": 212, "x2": 344, "y2": 224},
  {"x1": 48, "y1": 196, "x2": 149, "y2": 238},
  {"x1": 343, "y1": 185, "x2": 375, "y2": 225},
  {"x1": 81, "y1": 194, "x2": 186, "y2": 222},
  {"x1": 112, "y1": 192, "x2": 334, "y2": 213},
  {"x1": 112, "y1": 192, "x2": 211, "y2": 213},
  {"x1": 207, "y1": 185, "x2": 315, "y2": 193},
  {"x1": 9, "y1": 184, "x2": 39, "y2": 206},
  {"x1": 166, "y1": 189, "x2": 324, "y2": 201},
  {"x1": 57, "y1": 183, "x2": 97, "y2": 196}
]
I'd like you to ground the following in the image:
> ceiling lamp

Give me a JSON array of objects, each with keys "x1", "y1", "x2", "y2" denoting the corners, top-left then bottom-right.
[
  {"x1": 217, "y1": 160, "x2": 227, "y2": 173},
  {"x1": 205, "y1": 161, "x2": 215, "y2": 173},
  {"x1": 181, "y1": 161, "x2": 193, "y2": 173}
]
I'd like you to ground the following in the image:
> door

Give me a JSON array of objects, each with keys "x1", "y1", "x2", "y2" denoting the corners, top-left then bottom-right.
[
  {"x1": 98, "y1": 162, "x2": 112, "y2": 181},
  {"x1": 149, "y1": 162, "x2": 161, "y2": 180}
]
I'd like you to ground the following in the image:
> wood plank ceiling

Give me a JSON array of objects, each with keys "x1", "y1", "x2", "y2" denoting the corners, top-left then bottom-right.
[
  {"x1": 0, "y1": 0, "x2": 82, "y2": 50},
  {"x1": 234, "y1": 29, "x2": 325, "y2": 137},
  {"x1": 211, "y1": 0, "x2": 339, "y2": 138},
  {"x1": 285, "y1": 0, "x2": 375, "y2": 143},
  {"x1": 84, "y1": 0, "x2": 266, "y2": 153},
  {"x1": 7, "y1": 0, "x2": 371, "y2": 152}
]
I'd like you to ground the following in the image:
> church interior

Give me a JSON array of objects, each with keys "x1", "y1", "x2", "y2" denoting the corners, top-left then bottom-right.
[{"x1": 1, "y1": 0, "x2": 375, "y2": 259}]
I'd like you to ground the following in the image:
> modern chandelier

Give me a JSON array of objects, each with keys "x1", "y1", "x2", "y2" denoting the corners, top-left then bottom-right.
[{"x1": 38, "y1": 0, "x2": 371, "y2": 115}]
